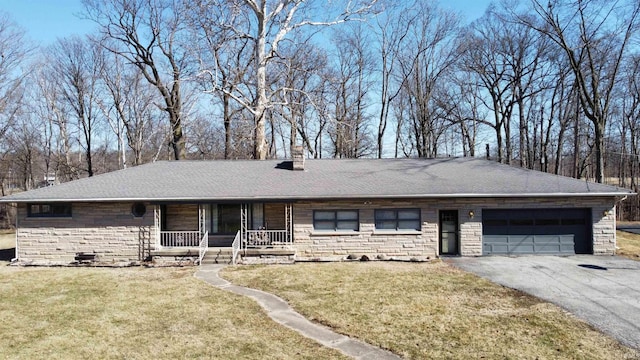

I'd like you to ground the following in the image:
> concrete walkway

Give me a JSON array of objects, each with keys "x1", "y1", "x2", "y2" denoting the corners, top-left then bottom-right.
[{"x1": 195, "y1": 265, "x2": 401, "y2": 360}]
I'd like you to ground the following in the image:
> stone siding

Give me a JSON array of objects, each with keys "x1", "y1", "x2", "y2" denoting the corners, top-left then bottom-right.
[
  {"x1": 17, "y1": 202, "x2": 155, "y2": 265},
  {"x1": 14, "y1": 196, "x2": 619, "y2": 265},
  {"x1": 293, "y1": 200, "x2": 438, "y2": 261},
  {"x1": 292, "y1": 197, "x2": 619, "y2": 260}
]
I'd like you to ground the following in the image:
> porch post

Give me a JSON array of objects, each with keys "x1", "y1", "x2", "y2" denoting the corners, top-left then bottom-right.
[
  {"x1": 154, "y1": 204, "x2": 161, "y2": 248},
  {"x1": 285, "y1": 203, "x2": 293, "y2": 242},
  {"x1": 198, "y1": 204, "x2": 206, "y2": 235},
  {"x1": 240, "y1": 203, "x2": 248, "y2": 246}
]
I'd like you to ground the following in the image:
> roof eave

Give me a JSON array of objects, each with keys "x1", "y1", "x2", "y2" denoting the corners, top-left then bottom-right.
[{"x1": 0, "y1": 191, "x2": 633, "y2": 203}]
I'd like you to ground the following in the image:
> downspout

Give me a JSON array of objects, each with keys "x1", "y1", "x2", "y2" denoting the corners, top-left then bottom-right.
[{"x1": 11, "y1": 203, "x2": 18, "y2": 263}]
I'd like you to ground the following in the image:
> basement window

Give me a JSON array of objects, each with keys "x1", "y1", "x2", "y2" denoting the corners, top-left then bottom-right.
[{"x1": 27, "y1": 203, "x2": 72, "y2": 218}]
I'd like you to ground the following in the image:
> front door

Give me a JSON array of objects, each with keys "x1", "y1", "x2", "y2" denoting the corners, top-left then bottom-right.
[{"x1": 439, "y1": 210, "x2": 459, "y2": 255}]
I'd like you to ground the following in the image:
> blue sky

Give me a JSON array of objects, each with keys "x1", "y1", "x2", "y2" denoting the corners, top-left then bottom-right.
[
  {"x1": 0, "y1": 0, "x2": 493, "y2": 45},
  {"x1": 0, "y1": 0, "x2": 95, "y2": 45}
]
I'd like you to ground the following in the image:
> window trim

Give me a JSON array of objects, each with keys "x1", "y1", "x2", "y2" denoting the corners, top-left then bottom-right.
[
  {"x1": 374, "y1": 208, "x2": 421, "y2": 231},
  {"x1": 313, "y1": 209, "x2": 359, "y2": 232},
  {"x1": 27, "y1": 203, "x2": 72, "y2": 218}
]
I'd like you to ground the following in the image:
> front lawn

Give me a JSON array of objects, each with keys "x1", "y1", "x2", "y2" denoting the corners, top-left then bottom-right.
[
  {"x1": 0, "y1": 266, "x2": 346, "y2": 359},
  {"x1": 0, "y1": 229, "x2": 14, "y2": 246},
  {"x1": 0, "y1": 230, "x2": 15, "y2": 263},
  {"x1": 617, "y1": 230, "x2": 640, "y2": 260},
  {"x1": 222, "y1": 262, "x2": 638, "y2": 359}
]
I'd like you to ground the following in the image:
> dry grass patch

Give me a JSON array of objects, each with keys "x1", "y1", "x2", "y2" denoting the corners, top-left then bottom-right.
[
  {"x1": 0, "y1": 230, "x2": 15, "y2": 265},
  {"x1": 0, "y1": 266, "x2": 347, "y2": 360},
  {"x1": 617, "y1": 230, "x2": 640, "y2": 260},
  {"x1": 0, "y1": 229, "x2": 15, "y2": 249},
  {"x1": 222, "y1": 262, "x2": 639, "y2": 359}
]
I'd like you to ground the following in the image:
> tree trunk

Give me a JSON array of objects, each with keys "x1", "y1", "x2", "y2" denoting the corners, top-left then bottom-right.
[
  {"x1": 594, "y1": 121, "x2": 605, "y2": 183},
  {"x1": 254, "y1": 9, "x2": 268, "y2": 160},
  {"x1": 223, "y1": 93, "x2": 231, "y2": 159}
]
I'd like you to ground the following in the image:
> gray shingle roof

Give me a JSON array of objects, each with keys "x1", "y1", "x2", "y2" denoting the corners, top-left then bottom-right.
[{"x1": 0, "y1": 157, "x2": 632, "y2": 203}]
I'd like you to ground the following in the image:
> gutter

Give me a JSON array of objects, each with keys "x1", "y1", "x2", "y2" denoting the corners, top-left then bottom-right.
[{"x1": 0, "y1": 192, "x2": 635, "y2": 203}]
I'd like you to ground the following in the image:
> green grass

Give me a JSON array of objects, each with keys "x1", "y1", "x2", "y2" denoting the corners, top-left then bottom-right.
[
  {"x1": 0, "y1": 266, "x2": 347, "y2": 359},
  {"x1": 617, "y1": 230, "x2": 640, "y2": 260},
  {"x1": 222, "y1": 262, "x2": 639, "y2": 359}
]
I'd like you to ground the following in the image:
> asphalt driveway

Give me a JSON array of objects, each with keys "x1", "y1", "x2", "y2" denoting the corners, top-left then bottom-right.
[{"x1": 447, "y1": 255, "x2": 640, "y2": 350}]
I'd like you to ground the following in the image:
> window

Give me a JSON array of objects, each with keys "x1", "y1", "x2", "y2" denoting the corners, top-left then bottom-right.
[
  {"x1": 375, "y1": 209, "x2": 420, "y2": 231},
  {"x1": 215, "y1": 204, "x2": 242, "y2": 234},
  {"x1": 131, "y1": 203, "x2": 147, "y2": 217},
  {"x1": 313, "y1": 210, "x2": 359, "y2": 231},
  {"x1": 27, "y1": 203, "x2": 72, "y2": 218}
]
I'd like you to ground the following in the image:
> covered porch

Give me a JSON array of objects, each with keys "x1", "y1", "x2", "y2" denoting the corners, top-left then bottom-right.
[{"x1": 153, "y1": 202, "x2": 293, "y2": 250}]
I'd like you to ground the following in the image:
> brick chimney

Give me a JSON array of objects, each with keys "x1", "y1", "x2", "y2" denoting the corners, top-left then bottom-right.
[{"x1": 292, "y1": 146, "x2": 305, "y2": 171}]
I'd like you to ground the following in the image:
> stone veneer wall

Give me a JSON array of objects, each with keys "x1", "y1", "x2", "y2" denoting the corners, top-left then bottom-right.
[
  {"x1": 16, "y1": 202, "x2": 155, "y2": 265},
  {"x1": 293, "y1": 199, "x2": 438, "y2": 261},
  {"x1": 292, "y1": 196, "x2": 619, "y2": 260},
  {"x1": 13, "y1": 196, "x2": 619, "y2": 264}
]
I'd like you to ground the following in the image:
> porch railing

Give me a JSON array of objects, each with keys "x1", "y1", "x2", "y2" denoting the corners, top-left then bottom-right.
[
  {"x1": 231, "y1": 230, "x2": 241, "y2": 265},
  {"x1": 197, "y1": 231, "x2": 209, "y2": 266},
  {"x1": 160, "y1": 231, "x2": 202, "y2": 247},
  {"x1": 245, "y1": 229, "x2": 291, "y2": 248}
]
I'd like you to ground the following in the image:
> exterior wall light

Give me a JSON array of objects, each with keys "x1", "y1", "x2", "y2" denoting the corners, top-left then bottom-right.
[{"x1": 469, "y1": 210, "x2": 475, "y2": 219}]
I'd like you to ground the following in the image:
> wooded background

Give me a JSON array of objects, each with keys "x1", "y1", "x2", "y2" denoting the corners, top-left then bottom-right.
[{"x1": 1, "y1": 0, "x2": 640, "y2": 220}]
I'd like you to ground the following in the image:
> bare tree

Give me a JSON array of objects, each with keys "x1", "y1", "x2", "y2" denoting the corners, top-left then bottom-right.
[
  {"x1": 272, "y1": 39, "x2": 328, "y2": 157},
  {"x1": 0, "y1": 13, "x2": 31, "y2": 175},
  {"x1": 49, "y1": 37, "x2": 104, "y2": 177},
  {"x1": 462, "y1": 6, "x2": 547, "y2": 164},
  {"x1": 327, "y1": 24, "x2": 375, "y2": 158},
  {"x1": 521, "y1": 0, "x2": 640, "y2": 182},
  {"x1": 34, "y1": 57, "x2": 81, "y2": 181},
  {"x1": 97, "y1": 52, "x2": 164, "y2": 167},
  {"x1": 187, "y1": 2, "x2": 255, "y2": 159},
  {"x1": 440, "y1": 71, "x2": 486, "y2": 157},
  {"x1": 6, "y1": 111, "x2": 38, "y2": 190},
  {"x1": 83, "y1": 0, "x2": 193, "y2": 160},
  {"x1": 394, "y1": 2, "x2": 460, "y2": 158},
  {"x1": 190, "y1": 0, "x2": 379, "y2": 159},
  {"x1": 371, "y1": 2, "x2": 415, "y2": 158}
]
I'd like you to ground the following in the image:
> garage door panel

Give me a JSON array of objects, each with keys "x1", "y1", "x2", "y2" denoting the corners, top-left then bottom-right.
[
  {"x1": 535, "y1": 245, "x2": 563, "y2": 253},
  {"x1": 483, "y1": 244, "x2": 506, "y2": 253},
  {"x1": 482, "y1": 209, "x2": 592, "y2": 255},
  {"x1": 484, "y1": 235, "x2": 509, "y2": 243},
  {"x1": 512, "y1": 244, "x2": 535, "y2": 253},
  {"x1": 534, "y1": 235, "x2": 561, "y2": 245}
]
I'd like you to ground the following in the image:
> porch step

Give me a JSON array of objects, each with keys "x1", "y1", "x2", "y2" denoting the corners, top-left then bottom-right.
[{"x1": 201, "y1": 247, "x2": 235, "y2": 265}]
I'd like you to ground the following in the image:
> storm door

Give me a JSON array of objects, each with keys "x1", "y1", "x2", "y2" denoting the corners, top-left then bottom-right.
[{"x1": 439, "y1": 210, "x2": 459, "y2": 255}]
